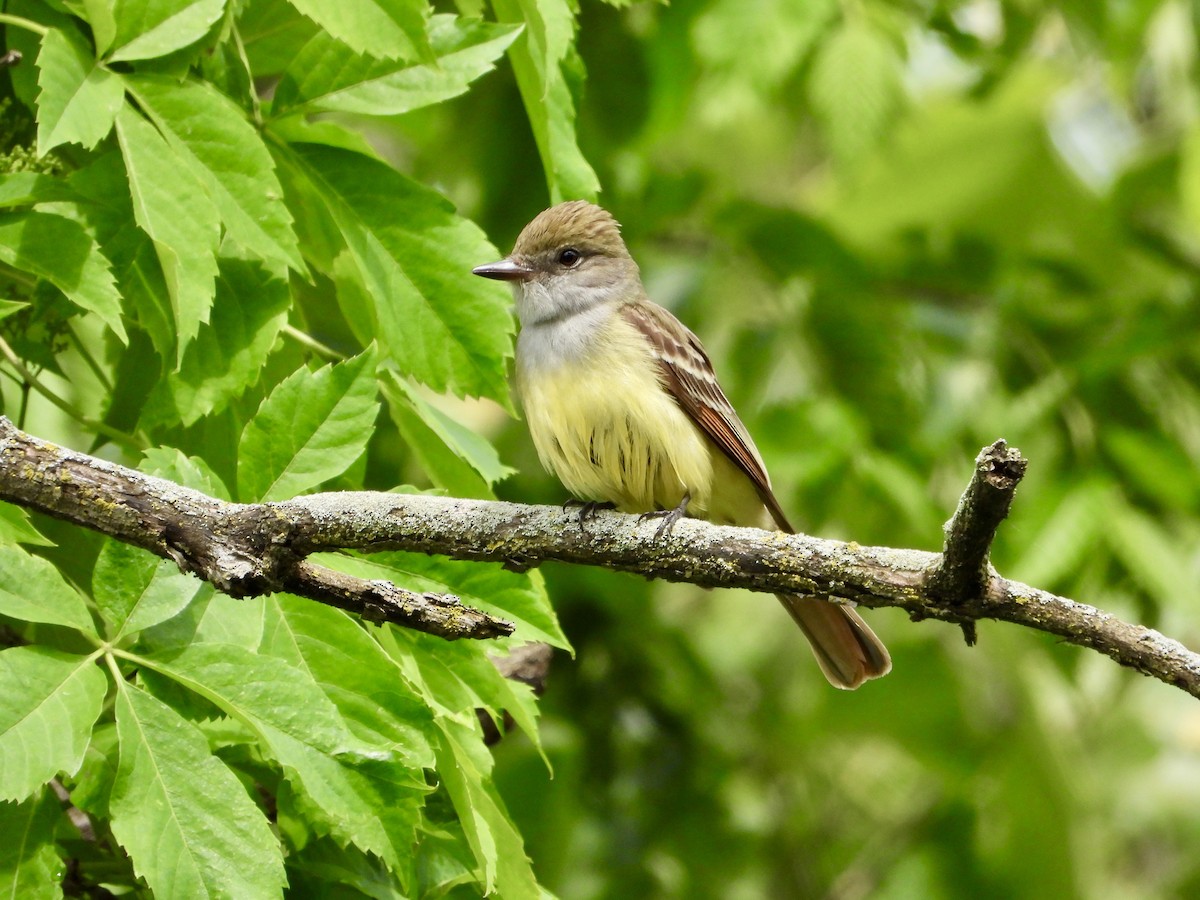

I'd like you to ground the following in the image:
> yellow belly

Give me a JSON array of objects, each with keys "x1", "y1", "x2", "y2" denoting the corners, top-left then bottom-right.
[{"x1": 517, "y1": 319, "x2": 715, "y2": 515}]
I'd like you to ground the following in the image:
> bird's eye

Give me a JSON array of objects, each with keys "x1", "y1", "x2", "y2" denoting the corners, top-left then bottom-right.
[{"x1": 557, "y1": 247, "x2": 583, "y2": 268}]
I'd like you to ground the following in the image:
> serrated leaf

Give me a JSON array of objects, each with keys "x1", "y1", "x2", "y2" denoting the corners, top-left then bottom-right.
[
  {"x1": 0, "y1": 647, "x2": 106, "y2": 801},
  {"x1": 502, "y1": 0, "x2": 572, "y2": 83},
  {"x1": 143, "y1": 641, "x2": 427, "y2": 869},
  {"x1": 126, "y1": 76, "x2": 304, "y2": 273},
  {"x1": 273, "y1": 14, "x2": 521, "y2": 118},
  {"x1": 109, "y1": 683, "x2": 286, "y2": 898},
  {"x1": 379, "y1": 626, "x2": 545, "y2": 756},
  {"x1": 0, "y1": 502, "x2": 53, "y2": 547},
  {"x1": 808, "y1": 19, "x2": 903, "y2": 165},
  {"x1": 260, "y1": 596, "x2": 436, "y2": 768},
  {"x1": 93, "y1": 540, "x2": 203, "y2": 640},
  {"x1": 280, "y1": 143, "x2": 514, "y2": 402},
  {"x1": 0, "y1": 210, "x2": 126, "y2": 342},
  {"x1": 383, "y1": 373, "x2": 514, "y2": 489},
  {"x1": 0, "y1": 545, "x2": 95, "y2": 633},
  {"x1": 384, "y1": 377, "x2": 491, "y2": 498},
  {"x1": 237, "y1": 346, "x2": 381, "y2": 502},
  {"x1": 492, "y1": 0, "x2": 599, "y2": 202},
  {"x1": 63, "y1": 152, "x2": 176, "y2": 357},
  {"x1": 35, "y1": 26, "x2": 124, "y2": 153},
  {"x1": 140, "y1": 642, "x2": 363, "y2": 755},
  {"x1": 0, "y1": 790, "x2": 64, "y2": 898},
  {"x1": 284, "y1": 0, "x2": 432, "y2": 62},
  {"x1": 435, "y1": 718, "x2": 538, "y2": 896},
  {"x1": 115, "y1": 104, "x2": 221, "y2": 362},
  {"x1": 141, "y1": 255, "x2": 290, "y2": 430},
  {"x1": 107, "y1": 0, "x2": 227, "y2": 62},
  {"x1": 4, "y1": 0, "x2": 68, "y2": 110}
]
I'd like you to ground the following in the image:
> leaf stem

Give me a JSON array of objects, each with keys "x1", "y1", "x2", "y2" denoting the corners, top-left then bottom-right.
[
  {"x1": 68, "y1": 323, "x2": 114, "y2": 392},
  {"x1": 0, "y1": 334, "x2": 146, "y2": 451},
  {"x1": 283, "y1": 324, "x2": 343, "y2": 361},
  {"x1": 0, "y1": 13, "x2": 49, "y2": 37}
]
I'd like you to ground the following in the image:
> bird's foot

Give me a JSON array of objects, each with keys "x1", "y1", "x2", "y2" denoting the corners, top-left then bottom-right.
[
  {"x1": 563, "y1": 499, "x2": 616, "y2": 532},
  {"x1": 639, "y1": 492, "x2": 691, "y2": 540}
]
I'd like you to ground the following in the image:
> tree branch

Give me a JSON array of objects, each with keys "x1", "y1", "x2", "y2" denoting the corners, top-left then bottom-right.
[
  {"x1": 0, "y1": 418, "x2": 511, "y2": 640},
  {"x1": 1, "y1": 418, "x2": 1197, "y2": 697}
]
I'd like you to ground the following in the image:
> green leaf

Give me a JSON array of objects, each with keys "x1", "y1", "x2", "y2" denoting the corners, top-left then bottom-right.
[
  {"x1": 383, "y1": 373, "x2": 514, "y2": 488},
  {"x1": 107, "y1": 0, "x2": 227, "y2": 62},
  {"x1": 379, "y1": 627, "x2": 544, "y2": 753},
  {"x1": 141, "y1": 255, "x2": 291, "y2": 430},
  {"x1": 272, "y1": 14, "x2": 521, "y2": 118},
  {"x1": 143, "y1": 641, "x2": 428, "y2": 870},
  {"x1": 0, "y1": 790, "x2": 64, "y2": 898},
  {"x1": 260, "y1": 596, "x2": 436, "y2": 768},
  {"x1": 1183, "y1": 126, "x2": 1200, "y2": 238},
  {"x1": 140, "y1": 447, "x2": 231, "y2": 498},
  {"x1": 63, "y1": 152, "x2": 176, "y2": 357},
  {"x1": 140, "y1": 642, "x2": 363, "y2": 756},
  {"x1": 285, "y1": 837, "x2": 410, "y2": 900},
  {"x1": 191, "y1": 594, "x2": 265, "y2": 649},
  {"x1": 0, "y1": 502, "x2": 53, "y2": 547},
  {"x1": 1106, "y1": 502, "x2": 1200, "y2": 610},
  {"x1": 109, "y1": 682, "x2": 286, "y2": 898},
  {"x1": 237, "y1": 346, "x2": 381, "y2": 502},
  {"x1": 4, "y1": 0, "x2": 67, "y2": 110},
  {"x1": 808, "y1": 18, "x2": 903, "y2": 165},
  {"x1": 434, "y1": 718, "x2": 539, "y2": 896},
  {"x1": 115, "y1": 104, "x2": 221, "y2": 362},
  {"x1": 35, "y1": 26, "x2": 125, "y2": 153},
  {"x1": 280, "y1": 143, "x2": 514, "y2": 403},
  {"x1": 1010, "y1": 484, "x2": 1105, "y2": 590},
  {"x1": 0, "y1": 173, "x2": 71, "y2": 208},
  {"x1": 0, "y1": 647, "x2": 106, "y2": 802},
  {"x1": 79, "y1": 0, "x2": 118, "y2": 55},
  {"x1": 384, "y1": 381, "x2": 491, "y2": 498},
  {"x1": 0, "y1": 210, "x2": 126, "y2": 342},
  {"x1": 93, "y1": 540, "x2": 203, "y2": 640},
  {"x1": 492, "y1": 0, "x2": 599, "y2": 202},
  {"x1": 126, "y1": 76, "x2": 304, "y2": 273},
  {"x1": 0, "y1": 299, "x2": 29, "y2": 320},
  {"x1": 0, "y1": 545, "x2": 95, "y2": 633},
  {"x1": 284, "y1": 0, "x2": 432, "y2": 62}
]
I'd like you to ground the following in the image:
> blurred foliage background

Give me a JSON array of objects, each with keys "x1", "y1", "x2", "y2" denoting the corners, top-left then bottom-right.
[
  {"x1": 1, "y1": 0, "x2": 1199, "y2": 896},
  {"x1": 447, "y1": 0, "x2": 1200, "y2": 897}
]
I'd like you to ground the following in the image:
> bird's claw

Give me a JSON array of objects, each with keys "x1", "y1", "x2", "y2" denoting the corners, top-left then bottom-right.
[
  {"x1": 563, "y1": 498, "x2": 616, "y2": 532},
  {"x1": 638, "y1": 493, "x2": 691, "y2": 540}
]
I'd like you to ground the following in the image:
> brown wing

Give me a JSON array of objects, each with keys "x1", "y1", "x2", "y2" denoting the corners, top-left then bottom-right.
[{"x1": 621, "y1": 301, "x2": 794, "y2": 532}]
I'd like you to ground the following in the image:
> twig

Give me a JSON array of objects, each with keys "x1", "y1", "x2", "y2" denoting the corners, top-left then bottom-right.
[
  {"x1": 0, "y1": 418, "x2": 1197, "y2": 696},
  {"x1": 926, "y1": 439, "x2": 1028, "y2": 644}
]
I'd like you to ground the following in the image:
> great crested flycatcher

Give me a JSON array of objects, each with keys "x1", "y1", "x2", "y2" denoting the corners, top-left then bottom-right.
[{"x1": 473, "y1": 201, "x2": 890, "y2": 689}]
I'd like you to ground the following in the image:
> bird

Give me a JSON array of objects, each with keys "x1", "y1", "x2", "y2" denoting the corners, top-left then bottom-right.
[{"x1": 473, "y1": 200, "x2": 890, "y2": 688}]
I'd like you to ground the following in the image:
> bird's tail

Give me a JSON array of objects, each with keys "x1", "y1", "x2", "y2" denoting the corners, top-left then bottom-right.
[{"x1": 777, "y1": 594, "x2": 891, "y2": 690}]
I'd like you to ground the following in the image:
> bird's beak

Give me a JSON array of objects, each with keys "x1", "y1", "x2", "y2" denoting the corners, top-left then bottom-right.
[{"x1": 472, "y1": 258, "x2": 534, "y2": 282}]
